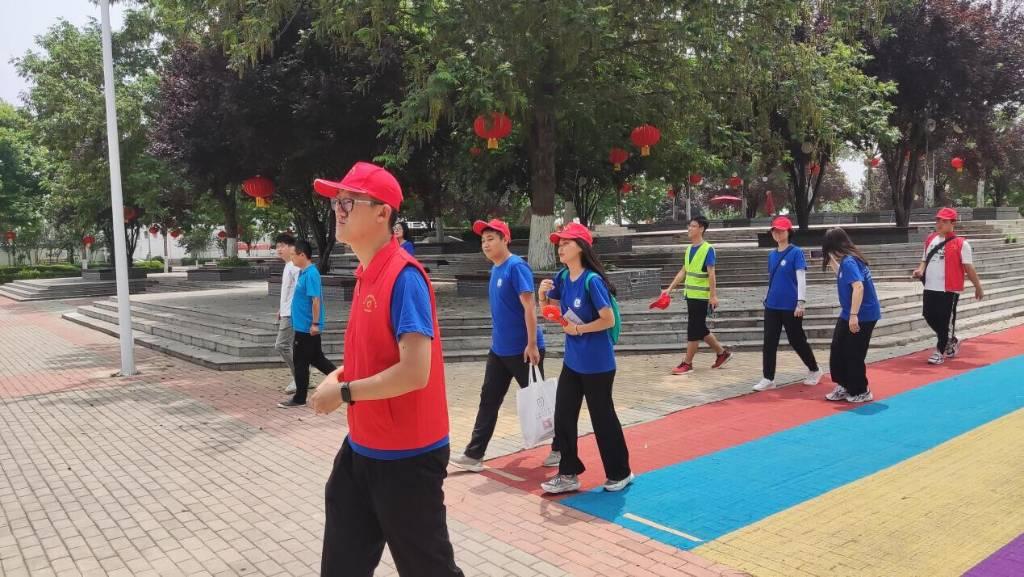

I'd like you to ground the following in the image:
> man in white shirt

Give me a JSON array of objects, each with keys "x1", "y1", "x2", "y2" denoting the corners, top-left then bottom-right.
[
  {"x1": 275, "y1": 233, "x2": 302, "y2": 393},
  {"x1": 912, "y1": 208, "x2": 984, "y2": 365}
]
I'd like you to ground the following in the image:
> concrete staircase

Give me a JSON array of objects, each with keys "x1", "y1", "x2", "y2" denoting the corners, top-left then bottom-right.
[{"x1": 0, "y1": 277, "x2": 148, "y2": 302}]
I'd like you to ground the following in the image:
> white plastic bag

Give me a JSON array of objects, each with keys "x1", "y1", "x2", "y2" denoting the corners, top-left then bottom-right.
[{"x1": 516, "y1": 364, "x2": 557, "y2": 449}]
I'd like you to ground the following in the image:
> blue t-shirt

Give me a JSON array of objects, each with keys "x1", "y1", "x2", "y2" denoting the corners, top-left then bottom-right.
[
  {"x1": 765, "y1": 246, "x2": 807, "y2": 311},
  {"x1": 836, "y1": 256, "x2": 882, "y2": 322},
  {"x1": 489, "y1": 254, "x2": 545, "y2": 356},
  {"x1": 400, "y1": 240, "x2": 415, "y2": 256},
  {"x1": 548, "y1": 269, "x2": 616, "y2": 374},
  {"x1": 292, "y1": 265, "x2": 326, "y2": 333},
  {"x1": 390, "y1": 266, "x2": 434, "y2": 340},
  {"x1": 688, "y1": 242, "x2": 716, "y2": 271}
]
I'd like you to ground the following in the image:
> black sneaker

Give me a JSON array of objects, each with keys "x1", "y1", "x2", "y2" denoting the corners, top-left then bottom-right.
[
  {"x1": 945, "y1": 337, "x2": 961, "y2": 358},
  {"x1": 277, "y1": 399, "x2": 306, "y2": 408}
]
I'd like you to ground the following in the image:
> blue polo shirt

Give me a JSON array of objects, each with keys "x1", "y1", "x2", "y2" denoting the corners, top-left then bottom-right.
[
  {"x1": 390, "y1": 266, "x2": 433, "y2": 341},
  {"x1": 292, "y1": 265, "x2": 326, "y2": 333},
  {"x1": 837, "y1": 256, "x2": 882, "y2": 322},
  {"x1": 488, "y1": 254, "x2": 545, "y2": 356},
  {"x1": 399, "y1": 240, "x2": 415, "y2": 256},
  {"x1": 548, "y1": 269, "x2": 615, "y2": 374},
  {"x1": 765, "y1": 246, "x2": 806, "y2": 310}
]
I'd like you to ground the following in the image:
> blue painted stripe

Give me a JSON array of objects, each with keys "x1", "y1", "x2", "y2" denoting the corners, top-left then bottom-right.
[{"x1": 562, "y1": 355, "x2": 1024, "y2": 550}]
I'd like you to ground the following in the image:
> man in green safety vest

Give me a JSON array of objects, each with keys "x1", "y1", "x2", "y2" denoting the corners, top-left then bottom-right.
[{"x1": 661, "y1": 216, "x2": 733, "y2": 375}]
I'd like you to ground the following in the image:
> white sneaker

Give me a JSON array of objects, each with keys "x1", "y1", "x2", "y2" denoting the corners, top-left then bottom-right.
[
  {"x1": 284, "y1": 381, "x2": 296, "y2": 394},
  {"x1": 604, "y1": 473, "x2": 635, "y2": 492},
  {"x1": 825, "y1": 384, "x2": 849, "y2": 401},
  {"x1": 541, "y1": 474, "x2": 580, "y2": 494},
  {"x1": 753, "y1": 378, "x2": 776, "y2": 391},
  {"x1": 542, "y1": 451, "x2": 561, "y2": 468},
  {"x1": 927, "y1": 352, "x2": 945, "y2": 365},
  {"x1": 845, "y1": 390, "x2": 874, "y2": 403},
  {"x1": 450, "y1": 454, "x2": 484, "y2": 473},
  {"x1": 803, "y1": 370, "x2": 823, "y2": 386}
]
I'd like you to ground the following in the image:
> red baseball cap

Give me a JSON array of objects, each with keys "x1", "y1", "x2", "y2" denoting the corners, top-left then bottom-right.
[
  {"x1": 770, "y1": 216, "x2": 794, "y2": 231},
  {"x1": 549, "y1": 222, "x2": 593, "y2": 246},
  {"x1": 472, "y1": 219, "x2": 511, "y2": 240},
  {"x1": 313, "y1": 162, "x2": 403, "y2": 209},
  {"x1": 935, "y1": 207, "x2": 958, "y2": 221}
]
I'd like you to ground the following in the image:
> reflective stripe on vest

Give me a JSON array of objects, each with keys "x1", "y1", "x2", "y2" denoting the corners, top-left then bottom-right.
[{"x1": 684, "y1": 242, "x2": 712, "y2": 299}]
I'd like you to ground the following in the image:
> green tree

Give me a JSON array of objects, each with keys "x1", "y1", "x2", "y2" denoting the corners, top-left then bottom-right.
[{"x1": 0, "y1": 103, "x2": 45, "y2": 236}]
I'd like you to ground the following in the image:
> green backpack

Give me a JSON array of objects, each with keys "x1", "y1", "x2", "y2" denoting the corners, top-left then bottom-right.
[{"x1": 558, "y1": 269, "x2": 622, "y2": 344}]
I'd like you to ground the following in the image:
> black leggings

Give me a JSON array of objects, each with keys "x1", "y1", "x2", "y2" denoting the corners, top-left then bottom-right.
[
  {"x1": 554, "y1": 366, "x2": 631, "y2": 481},
  {"x1": 922, "y1": 290, "x2": 959, "y2": 353},
  {"x1": 762, "y1": 309, "x2": 819, "y2": 380},
  {"x1": 829, "y1": 319, "x2": 877, "y2": 396}
]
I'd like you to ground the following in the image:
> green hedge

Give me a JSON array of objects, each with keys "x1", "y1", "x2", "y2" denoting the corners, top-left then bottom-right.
[
  {"x1": 0, "y1": 264, "x2": 81, "y2": 285},
  {"x1": 133, "y1": 260, "x2": 166, "y2": 271},
  {"x1": 217, "y1": 256, "x2": 250, "y2": 268}
]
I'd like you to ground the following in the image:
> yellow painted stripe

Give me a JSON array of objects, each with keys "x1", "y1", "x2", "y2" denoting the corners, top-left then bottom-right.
[{"x1": 695, "y1": 409, "x2": 1024, "y2": 577}]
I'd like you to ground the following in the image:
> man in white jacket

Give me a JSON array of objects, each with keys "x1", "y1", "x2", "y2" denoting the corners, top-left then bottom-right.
[{"x1": 275, "y1": 233, "x2": 302, "y2": 393}]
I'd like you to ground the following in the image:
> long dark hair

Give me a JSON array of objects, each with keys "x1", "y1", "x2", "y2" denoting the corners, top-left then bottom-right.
[
  {"x1": 571, "y1": 239, "x2": 617, "y2": 297},
  {"x1": 821, "y1": 227, "x2": 869, "y2": 272},
  {"x1": 397, "y1": 221, "x2": 414, "y2": 246}
]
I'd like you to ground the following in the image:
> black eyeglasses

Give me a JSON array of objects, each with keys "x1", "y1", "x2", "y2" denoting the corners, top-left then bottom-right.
[{"x1": 330, "y1": 197, "x2": 376, "y2": 214}]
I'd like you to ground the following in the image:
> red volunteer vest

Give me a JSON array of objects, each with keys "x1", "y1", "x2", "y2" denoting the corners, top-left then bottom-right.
[
  {"x1": 343, "y1": 239, "x2": 449, "y2": 451},
  {"x1": 924, "y1": 232, "x2": 966, "y2": 292}
]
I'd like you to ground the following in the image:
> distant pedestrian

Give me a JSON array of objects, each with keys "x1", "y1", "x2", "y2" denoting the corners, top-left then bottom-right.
[
  {"x1": 822, "y1": 228, "x2": 881, "y2": 403},
  {"x1": 912, "y1": 207, "x2": 984, "y2": 365},
  {"x1": 662, "y1": 216, "x2": 732, "y2": 375},
  {"x1": 754, "y1": 217, "x2": 822, "y2": 391},
  {"x1": 278, "y1": 239, "x2": 337, "y2": 408},
  {"x1": 538, "y1": 223, "x2": 632, "y2": 495},
  {"x1": 394, "y1": 221, "x2": 416, "y2": 256},
  {"x1": 274, "y1": 233, "x2": 301, "y2": 395}
]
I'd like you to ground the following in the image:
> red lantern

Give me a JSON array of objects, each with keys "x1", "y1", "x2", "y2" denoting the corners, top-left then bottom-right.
[
  {"x1": 951, "y1": 157, "x2": 964, "y2": 173},
  {"x1": 217, "y1": 230, "x2": 227, "y2": 240},
  {"x1": 469, "y1": 146, "x2": 483, "y2": 157},
  {"x1": 170, "y1": 229, "x2": 182, "y2": 239},
  {"x1": 149, "y1": 225, "x2": 160, "y2": 237},
  {"x1": 4, "y1": 230, "x2": 15, "y2": 243},
  {"x1": 666, "y1": 186, "x2": 676, "y2": 199},
  {"x1": 242, "y1": 176, "x2": 274, "y2": 208},
  {"x1": 727, "y1": 175, "x2": 743, "y2": 189},
  {"x1": 809, "y1": 163, "x2": 821, "y2": 176},
  {"x1": 83, "y1": 235, "x2": 95, "y2": 246},
  {"x1": 123, "y1": 207, "x2": 138, "y2": 222},
  {"x1": 619, "y1": 182, "x2": 633, "y2": 194},
  {"x1": 608, "y1": 148, "x2": 629, "y2": 171},
  {"x1": 630, "y1": 124, "x2": 661, "y2": 156},
  {"x1": 688, "y1": 173, "x2": 703, "y2": 185},
  {"x1": 473, "y1": 112, "x2": 513, "y2": 150},
  {"x1": 869, "y1": 156, "x2": 881, "y2": 168}
]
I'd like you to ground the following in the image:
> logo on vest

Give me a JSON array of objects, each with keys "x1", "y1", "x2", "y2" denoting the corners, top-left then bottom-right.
[
  {"x1": 781, "y1": 259, "x2": 788, "y2": 267},
  {"x1": 497, "y1": 278, "x2": 503, "y2": 287},
  {"x1": 363, "y1": 294, "x2": 378, "y2": 313},
  {"x1": 573, "y1": 297, "x2": 582, "y2": 309}
]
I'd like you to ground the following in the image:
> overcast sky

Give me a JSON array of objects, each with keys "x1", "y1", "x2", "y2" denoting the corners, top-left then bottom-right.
[{"x1": 1, "y1": 0, "x2": 125, "y2": 106}]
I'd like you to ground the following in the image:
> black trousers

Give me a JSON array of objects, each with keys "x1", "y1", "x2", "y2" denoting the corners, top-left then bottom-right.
[
  {"x1": 463, "y1": 351, "x2": 559, "y2": 460},
  {"x1": 762, "y1": 309, "x2": 819, "y2": 380},
  {"x1": 829, "y1": 319, "x2": 877, "y2": 396},
  {"x1": 292, "y1": 331, "x2": 337, "y2": 404},
  {"x1": 922, "y1": 290, "x2": 959, "y2": 353},
  {"x1": 554, "y1": 366, "x2": 631, "y2": 481},
  {"x1": 322, "y1": 441, "x2": 463, "y2": 577}
]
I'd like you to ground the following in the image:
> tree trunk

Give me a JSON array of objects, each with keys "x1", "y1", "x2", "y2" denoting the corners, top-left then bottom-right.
[
  {"x1": 222, "y1": 190, "x2": 239, "y2": 258},
  {"x1": 434, "y1": 217, "x2": 444, "y2": 242},
  {"x1": 563, "y1": 200, "x2": 578, "y2": 223},
  {"x1": 527, "y1": 92, "x2": 558, "y2": 271},
  {"x1": 976, "y1": 177, "x2": 986, "y2": 208}
]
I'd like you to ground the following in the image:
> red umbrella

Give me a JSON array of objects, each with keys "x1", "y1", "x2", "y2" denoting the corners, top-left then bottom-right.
[
  {"x1": 764, "y1": 190, "x2": 776, "y2": 215},
  {"x1": 709, "y1": 195, "x2": 742, "y2": 207}
]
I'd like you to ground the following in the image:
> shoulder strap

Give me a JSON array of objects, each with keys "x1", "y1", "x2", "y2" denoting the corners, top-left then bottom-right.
[{"x1": 924, "y1": 236, "x2": 955, "y2": 269}]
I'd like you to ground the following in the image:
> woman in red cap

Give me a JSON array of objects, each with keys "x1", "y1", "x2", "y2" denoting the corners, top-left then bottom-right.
[
  {"x1": 912, "y1": 207, "x2": 984, "y2": 365},
  {"x1": 754, "y1": 216, "x2": 822, "y2": 391},
  {"x1": 537, "y1": 222, "x2": 632, "y2": 494}
]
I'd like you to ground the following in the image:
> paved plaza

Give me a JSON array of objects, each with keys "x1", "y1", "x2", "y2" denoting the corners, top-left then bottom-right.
[{"x1": 1, "y1": 291, "x2": 1023, "y2": 577}]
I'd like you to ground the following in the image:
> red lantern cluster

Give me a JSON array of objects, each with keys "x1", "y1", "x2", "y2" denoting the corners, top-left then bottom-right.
[
  {"x1": 608, "y1": 148, "x2": 629, "y2": 171},
  {"x1": 688, "y1": 173, "x2": 703, "y2": 186},
  {"x1": 170, "y1": 229, "x2": 182, "y2": 239},
  {"x1": 123, "y1": 207, "x2": 138, "y2": 223},
  {"x1": 867, "y1": 156, "x2": 881, "y2": 168},
  {"x1": 243, "y1": 176, "x2": 274, "y2": 208},
  {"x1": 619, "y1": 182, "x2": 633, "y2": 194},
  {"x1": 469, "y1": 146, "x2": 483, "y2": 157},
  {"x1": 666, "y1": 186, "x2": 676, "y2": 199},
  {"x1": 951, "y1": 157, "x2": 964, "y2": 173},
  {"x1": 149, "y1": 225, "x2": 160, "y2": 237},
  {"x1": 630, "y1": 124, "x2": 661, "y2": 157},
  {"x1": 727, "y1": 175, "x2": 743, "y2": 189},
  {"x1": 473, "y1": 112, "x2": 513, "y2": 150},
  {"x1": 217, "y1": 230, "x2": 227, "y2": 240},
  {"x1": 809, "y1": 163, "x2": 821, "y2": 176},
  {"x1": 4, "y1": 230, "x2": 15, "y2": 243},
  {"x1": 83, "y1": 235, "x2": 95, "y2": 247}
]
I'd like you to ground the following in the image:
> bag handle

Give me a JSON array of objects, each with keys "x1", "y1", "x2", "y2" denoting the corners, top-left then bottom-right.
[{"x1": 529, "y1": 363, "x2": 543, "y2": 385}]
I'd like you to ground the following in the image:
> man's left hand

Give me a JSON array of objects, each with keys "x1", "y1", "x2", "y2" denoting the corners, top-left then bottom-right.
[
  {"x1": 710, "y1": 296, "x2": 720, "y2": 309},
  {"x1": 310, "y1": 368, "x2": 344, "y2": 415},
  {"x1": 524, "y1": 343, "x2": 541, "y2": 365},
  {"x1": 310, "y1": 324, "x2": 321, "y2": 336},
  {"x1": 975, "y1": 286, "x2": 985, "y2": 301}
]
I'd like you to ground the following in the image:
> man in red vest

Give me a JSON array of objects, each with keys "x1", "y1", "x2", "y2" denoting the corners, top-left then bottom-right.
[
  {"x1": 308, "y1": 162, "x2": 463, "y2": 577},
  {"x1": 912, "y1": 207, "x2": 985, "y2": 365}
]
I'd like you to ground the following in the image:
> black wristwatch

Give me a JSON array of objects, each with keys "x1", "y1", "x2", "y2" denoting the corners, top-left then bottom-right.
[{"x1": 339, "y1": 381, "x2": 354, "y2": 405}]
